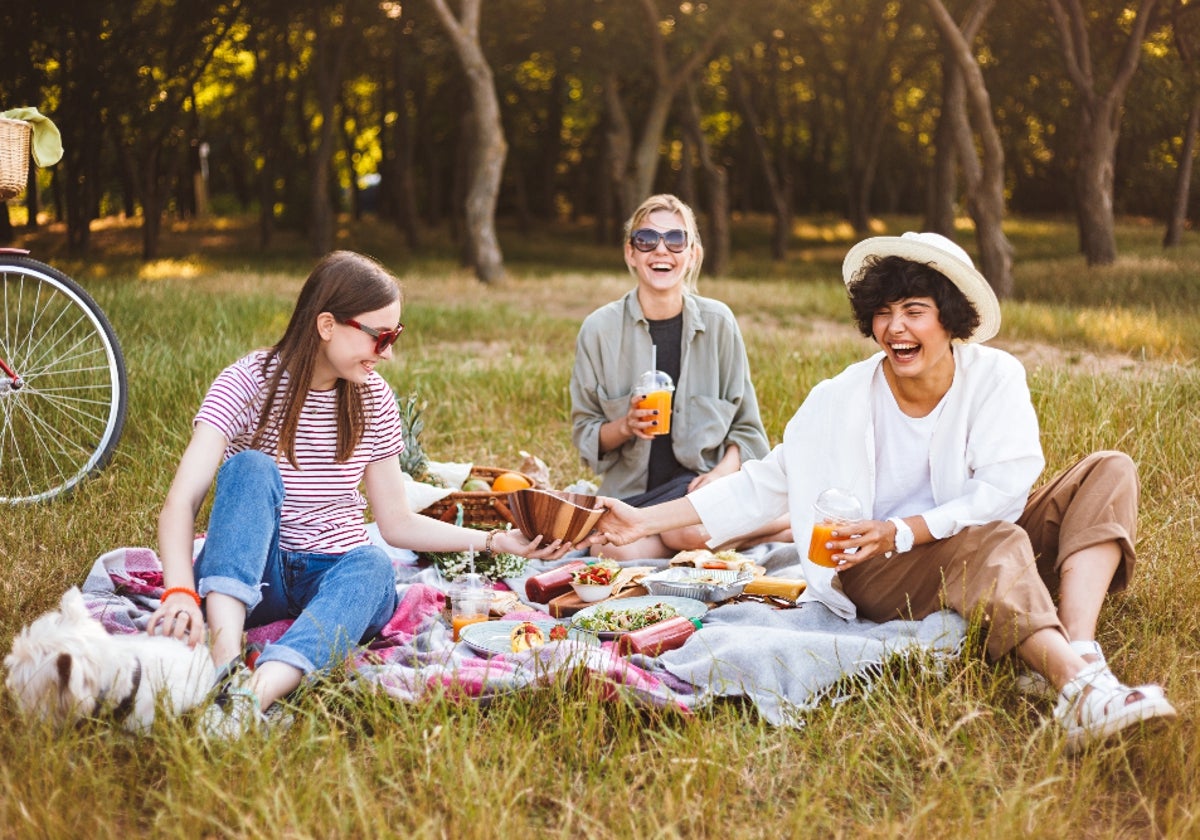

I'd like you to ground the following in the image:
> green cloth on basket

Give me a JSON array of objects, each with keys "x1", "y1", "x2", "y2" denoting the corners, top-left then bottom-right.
[{"x1": 1, "y1": 107, "x2": 63, "y2": 167}]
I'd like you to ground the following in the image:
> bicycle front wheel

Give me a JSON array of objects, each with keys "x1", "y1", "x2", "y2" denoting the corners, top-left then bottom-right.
[{"x1": 0, "y1": 256, "x2": 128, "y2": 503}]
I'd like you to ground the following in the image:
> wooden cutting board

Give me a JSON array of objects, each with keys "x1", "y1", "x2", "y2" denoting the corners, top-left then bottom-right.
[{"x1": 547, "y1": 584, "x2": 649, "y2": 618}]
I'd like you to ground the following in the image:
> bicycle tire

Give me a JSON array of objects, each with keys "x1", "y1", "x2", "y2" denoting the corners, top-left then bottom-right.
[{"x1": 0, "y1": 255, "x2": 128, "y2": 503}]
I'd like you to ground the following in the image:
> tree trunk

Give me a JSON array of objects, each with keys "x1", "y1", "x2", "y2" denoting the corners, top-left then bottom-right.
[
  {"x1": 596, "y1": 107, "x2": 619, "y2": 244},
  {"x1": 1164, "y1": 89, "x2": 1200, "y2": 247},
  {"x1": 729, "y1": 62, "x2": 790, "y2": 261},
  {"x1": 924, "y1": 44, "x2": 961, "y2": 236},
  {"x1": 308, "y1": 13, "x2": 353, "y2": 257},
  {"x1": 1047, "y1": 0, "x2": 1157, "y2": 267},
  {"x1": 627, "y1": 85, "x2": 675, "y2": 207},
  {"x1": 22, "y1": 172, "x2": 39, "y2": 231},
  {"x1": 390, "y1": 49, "x2": 422, "y2": 249},
  {"x1": 677, "y1": 130, "x2": 697, "y2": 208},
  {"x1": 926, "y1": 0, "x2": 1013, "y2": 298},
  {"x1": 428, "y1": 0, "x2": 507, "y2": 284},
  {"x1": 846, "y1": 138, "x2": 882, "y2": 235},
  {"x1": 1074, "y1": 106, "x2": 1119, "y2": 266},
  {"x1": 602, "y1": 73, "x2": 635, "y2": 225},
  {"x1": 681, "y1": 81, "x2": 730, "y2": 277},
  {"x1": 605, "y1": 1, "x2": 727, "y2": 218},
  {"x1": 250, "y1": 20, "x2": 295, "y2": 250},
  {"x1": 536, "y1": 70, "x2": 565, "y2": 219},
  {"x1": 140, "y1": 146, "x2": 162, "y2": 261}
]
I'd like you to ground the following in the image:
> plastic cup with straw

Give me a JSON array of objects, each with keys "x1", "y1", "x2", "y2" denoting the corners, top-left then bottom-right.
[{"x1": 635, "y1": 344, "x2": 674, "y2": 436}]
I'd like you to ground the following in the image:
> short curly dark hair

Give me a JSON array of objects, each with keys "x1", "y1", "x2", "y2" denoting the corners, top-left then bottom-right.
[{"x1": 846, "y1": 255, "x2": 981, "y2": 341}]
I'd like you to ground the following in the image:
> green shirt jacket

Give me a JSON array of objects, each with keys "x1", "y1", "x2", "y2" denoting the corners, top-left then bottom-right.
[{"x1": 570, "y1": 289, "x2": 770, "y2": 499}]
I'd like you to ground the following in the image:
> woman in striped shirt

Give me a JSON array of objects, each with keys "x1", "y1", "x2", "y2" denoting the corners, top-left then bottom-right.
[{"x1": 147, "y1": 250, "x2": 566, "y2": 738}]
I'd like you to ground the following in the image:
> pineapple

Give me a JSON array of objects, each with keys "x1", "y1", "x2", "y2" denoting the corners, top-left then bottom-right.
[{"x1": 397, "y1": 392, "x2": 440, "y2": 486}]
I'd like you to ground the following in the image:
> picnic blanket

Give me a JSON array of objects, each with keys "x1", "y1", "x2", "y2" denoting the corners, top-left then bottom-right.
[
  {"x1": 76, "y1": 544, "x2": 967, "y2": 727},
  {"x1": 79, "y1": 545, "x2": 688, "y2": 713}
]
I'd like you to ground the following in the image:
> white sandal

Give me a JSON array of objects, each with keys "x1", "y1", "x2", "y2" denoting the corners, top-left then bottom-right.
[
  {"x1": 1054, "y1": 661, "x2": 1176, "y2": 752},
  {"x1": 1017, "y1": 639, "x2": 1109, "y2": 699}
]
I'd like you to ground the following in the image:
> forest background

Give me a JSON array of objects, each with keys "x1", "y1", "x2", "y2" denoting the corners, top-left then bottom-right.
[{"x1": 3, "y1": 0, "x2": 1200, "y2": 291}]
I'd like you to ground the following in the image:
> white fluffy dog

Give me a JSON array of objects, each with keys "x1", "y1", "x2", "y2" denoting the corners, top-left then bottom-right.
[{"x1": 4, "y1": 587, "x2": 216, "y2": 732}]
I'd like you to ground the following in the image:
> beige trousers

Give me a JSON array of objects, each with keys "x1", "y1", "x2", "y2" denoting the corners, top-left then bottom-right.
[{"x1": 838, "y1": 451, "x2": 1139, "y2": 660}]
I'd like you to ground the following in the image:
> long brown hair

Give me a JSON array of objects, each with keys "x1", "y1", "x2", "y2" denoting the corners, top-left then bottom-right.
[{"x1": 251, "y1": 251, "x2": 402, "y2": 467}]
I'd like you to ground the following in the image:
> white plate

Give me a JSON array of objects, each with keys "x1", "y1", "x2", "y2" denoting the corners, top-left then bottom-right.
[
  {"x1": 569, "y1": 595, "x2": 708, "y2": 638},
  {"x1": 458, "y1": 619, "x2": 597, "y2": 657}
]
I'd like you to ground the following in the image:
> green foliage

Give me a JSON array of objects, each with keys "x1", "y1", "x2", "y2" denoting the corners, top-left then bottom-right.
[
  {"x1": 2, "y1": 215, "x2": 1200, "y2": 837},
  {"x1": 5, "y1": 0, "x2": 1198, "y2": 261}
]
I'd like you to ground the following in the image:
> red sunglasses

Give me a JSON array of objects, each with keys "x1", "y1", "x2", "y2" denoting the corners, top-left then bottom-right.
[{"x1": 342, "y1": 318, "x2": 404, "y2": 354}]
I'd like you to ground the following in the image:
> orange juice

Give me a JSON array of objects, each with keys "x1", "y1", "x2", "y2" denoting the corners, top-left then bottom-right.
[
  {"x1": 807, "y1": 521, "x2": 841, "y2": 568},
  {"x1": 452, "y1": 613, "x2": 488, "y2": 641},
  {"x1": 637, "y1": 389, "x2": 673, "y2": 435}
]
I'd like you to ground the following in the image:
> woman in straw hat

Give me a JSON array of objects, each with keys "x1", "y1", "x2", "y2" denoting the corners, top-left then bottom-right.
[{"x1": 591, "y1": 231, "x2": 1175, "y2": 751}]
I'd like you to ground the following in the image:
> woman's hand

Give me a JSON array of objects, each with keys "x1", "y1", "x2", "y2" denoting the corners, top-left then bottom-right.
[
  {"x1": 826, "y1": 518, "x2": 896, "y2": 571},
  {"x1": 586, "y1": 497, "x2": 647, "y2": 547},
  {"x1": 624, "y1": 393, "x2": 660, "y2": 440},
  {"x1": 493, "y1": 529, "x2": 572, "y2": 561},
  {"x1": 146, "y1": 591, "x2": 206, "y2": 647},
  {"x1": 688, "y1": 444, "x2": 741, "y2": 492}
]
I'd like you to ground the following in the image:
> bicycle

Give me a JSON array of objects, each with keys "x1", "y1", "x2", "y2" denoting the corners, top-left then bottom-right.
[{"x1": 1, "y1": 116, "x2": 128, "y2": 503}]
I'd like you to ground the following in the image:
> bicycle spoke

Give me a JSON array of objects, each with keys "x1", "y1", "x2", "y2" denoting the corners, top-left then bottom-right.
[{"x1": 0, "y1": 257, "x2": 127, "y2": 503}]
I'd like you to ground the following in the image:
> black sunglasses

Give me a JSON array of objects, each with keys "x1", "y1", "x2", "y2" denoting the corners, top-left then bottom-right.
[
  {"x1": 342, "y1": 318, "x2": 404, "y2": 354},
  {"x1": 629, "y1": 228, "x2": 688, "y2": 253}
]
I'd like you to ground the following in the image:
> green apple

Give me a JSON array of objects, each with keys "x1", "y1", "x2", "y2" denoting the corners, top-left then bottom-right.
[{"x1": 462, "y1": 478, "x2": 492, "y2": 492}]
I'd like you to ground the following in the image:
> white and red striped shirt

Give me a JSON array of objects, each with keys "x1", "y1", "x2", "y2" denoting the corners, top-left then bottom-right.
[{"x1": 194, "y1": 350, "x2": 405, "y2": 552}]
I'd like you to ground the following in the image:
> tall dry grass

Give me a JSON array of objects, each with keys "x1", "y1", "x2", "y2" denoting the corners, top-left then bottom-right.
[{"x1": 1, "y1": 213, "x2": 1198, "y2": 838}]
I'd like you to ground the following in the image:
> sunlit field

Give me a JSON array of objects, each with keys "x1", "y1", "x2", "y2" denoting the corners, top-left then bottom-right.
[{"x1": 2, "y1": 213, "x2": 1198, "y2": 838}]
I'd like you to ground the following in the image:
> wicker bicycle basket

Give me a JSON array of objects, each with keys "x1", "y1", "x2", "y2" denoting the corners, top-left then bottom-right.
[
  {"x1": 420, "y1": 465, "x2": 540, "y2": 529},
  {"x1": 0, "y1": 118, "x2": 32, "y2": 202}
]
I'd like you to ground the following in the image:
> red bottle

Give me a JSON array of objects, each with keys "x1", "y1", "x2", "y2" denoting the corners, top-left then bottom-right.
[
  {"x1": 616, "y1": 616, "x2": 703, "y2": 657},
  {"x1": 524, "y1": 560, "x2": 588, "y2": 602}
]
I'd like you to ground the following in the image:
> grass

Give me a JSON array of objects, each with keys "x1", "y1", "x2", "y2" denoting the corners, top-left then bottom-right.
[{"x1": 2, "y1": 212, "x2": 1200, "y2": 837}]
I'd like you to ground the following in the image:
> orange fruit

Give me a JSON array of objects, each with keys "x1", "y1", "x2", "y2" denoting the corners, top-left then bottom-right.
[{"x1": 491, "y1": 471, "x2": 533, "y2": 492}]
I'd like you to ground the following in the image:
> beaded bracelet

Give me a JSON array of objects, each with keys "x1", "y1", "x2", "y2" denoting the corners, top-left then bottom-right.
[
  {"x1": 484, "y1": 529, "x2": 501, "y2": 556},
  {"x1": 161, "y1": 586, "x2": 202, "y2": 607}
]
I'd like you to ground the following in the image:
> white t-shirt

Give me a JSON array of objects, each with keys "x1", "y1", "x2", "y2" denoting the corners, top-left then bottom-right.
[
  {"x1": 194, "y1": 349, "x2": 405, "y2": 553},
  {"x1": 871, "y1": 365, "x2": 942, "y2": 520}
]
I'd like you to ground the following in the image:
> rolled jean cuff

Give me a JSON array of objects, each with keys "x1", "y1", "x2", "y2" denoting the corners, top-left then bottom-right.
[
  {"x1": 255, "y1": 642, "x2": 316, "y2": 675},
  {"x1": 198, "y1": 574, "x2": 267, "y2": 612}
]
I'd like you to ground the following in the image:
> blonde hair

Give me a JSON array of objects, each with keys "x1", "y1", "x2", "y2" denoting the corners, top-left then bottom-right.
[{"x1": 623, "y1": 194, "x2": 704, "y2": 293}]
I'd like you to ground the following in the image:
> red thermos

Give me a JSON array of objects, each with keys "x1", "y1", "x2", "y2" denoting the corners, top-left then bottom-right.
[
  {"x1": 524, "y1": 560, "x2": 588, "y2": 602},
  {"x1": 616, "y1": 616, "x2": 703, "y2": 657}
]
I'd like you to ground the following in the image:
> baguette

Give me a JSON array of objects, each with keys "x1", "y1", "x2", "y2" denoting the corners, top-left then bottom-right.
[{"x1": 742, "y1": 577, "x2": 806, "y2": 601}]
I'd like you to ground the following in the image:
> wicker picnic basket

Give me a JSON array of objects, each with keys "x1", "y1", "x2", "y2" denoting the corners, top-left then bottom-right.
[
  {"x1": 0, "y1": 118, "x2": 32, "y2": 201},
  {"x1": 420, "y1": 465, "x2": 541, "y2": 529}
]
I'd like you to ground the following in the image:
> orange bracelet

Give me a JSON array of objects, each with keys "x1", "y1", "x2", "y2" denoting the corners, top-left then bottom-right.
[{"x1": 161, "y1": 586, "x2": 202, "y2": 607}]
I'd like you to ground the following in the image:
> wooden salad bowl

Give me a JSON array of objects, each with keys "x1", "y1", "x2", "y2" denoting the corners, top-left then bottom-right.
[{"x1": 507, "y1": 488, "x2": 606, "y2": 545}]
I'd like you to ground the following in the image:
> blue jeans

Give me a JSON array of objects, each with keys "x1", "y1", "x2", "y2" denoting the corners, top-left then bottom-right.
[{"x1": 193, "y1": 450, "x2": 398, "y2": 674}]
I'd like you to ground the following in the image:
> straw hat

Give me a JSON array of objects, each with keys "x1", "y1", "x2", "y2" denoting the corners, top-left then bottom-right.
[{"x1": 841, "y1": 231, "x2": 1000, "y2": 343}]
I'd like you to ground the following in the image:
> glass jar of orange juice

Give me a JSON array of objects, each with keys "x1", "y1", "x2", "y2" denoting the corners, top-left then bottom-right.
[
  {"x1": 635, "y1": 369, "x2": 674, "y2": 436},
  {"x1": 807, "y1": 488, "x2": 863, "y2": 568},
  {"x1": 449, "y1": 573, "x2": 490, "y2": 641}
]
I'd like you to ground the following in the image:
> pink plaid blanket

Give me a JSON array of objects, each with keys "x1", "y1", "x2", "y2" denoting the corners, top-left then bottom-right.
[{"x1": 79, "y1": 546, "x2": 695, "y2": 713}]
